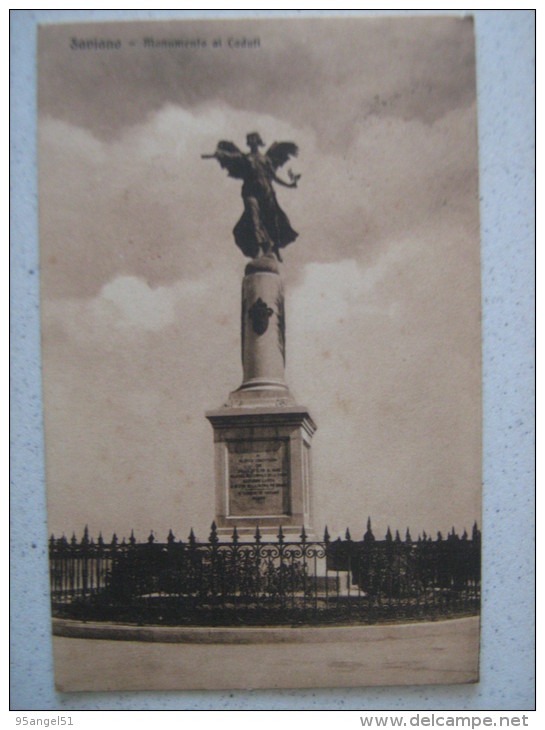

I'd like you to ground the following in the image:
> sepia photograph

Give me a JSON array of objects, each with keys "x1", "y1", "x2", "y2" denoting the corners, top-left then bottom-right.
[{"x1": 37, "y1": 14, "x2": 483, "y2": 692}]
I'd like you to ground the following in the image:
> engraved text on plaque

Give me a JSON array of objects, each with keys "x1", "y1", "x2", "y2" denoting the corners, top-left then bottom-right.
[{"x1": 228, "y1": 439, "x2": 289, "y2": 516}]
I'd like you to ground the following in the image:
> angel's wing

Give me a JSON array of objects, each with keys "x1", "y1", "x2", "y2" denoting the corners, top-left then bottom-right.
[
  {"x1": 265, "y1": 141, "x2": 298, "y2": 170},
  {"x1": 214, "y1": 140, "x2": 248, "y2": 179}
]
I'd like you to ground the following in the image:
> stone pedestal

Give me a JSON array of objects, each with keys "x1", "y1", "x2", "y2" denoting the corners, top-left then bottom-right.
[
  {"x1": 206, "y1": 261, "x2": 317, "y2": 538},
  {"x1": 206, "y1": 406, "x2": 316, "y2": 537}
]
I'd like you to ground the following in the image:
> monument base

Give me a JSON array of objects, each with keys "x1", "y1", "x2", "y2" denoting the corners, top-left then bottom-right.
[
  {"x1": 225, "y1": 379, "x2": 296, "y2": 409},
  {"x1": 206, "y1": 405, "x2": 316, "y2": 538}
]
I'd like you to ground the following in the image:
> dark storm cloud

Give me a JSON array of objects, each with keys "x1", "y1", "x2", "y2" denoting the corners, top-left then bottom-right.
[{"x1": 39, "y1": 16, "x2": 475, "y2": 148}]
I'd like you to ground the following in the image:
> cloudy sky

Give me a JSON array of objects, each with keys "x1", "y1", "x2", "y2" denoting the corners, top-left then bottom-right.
[{"x1": 39, "y1": 16, "x2": 481, "y2": 541}]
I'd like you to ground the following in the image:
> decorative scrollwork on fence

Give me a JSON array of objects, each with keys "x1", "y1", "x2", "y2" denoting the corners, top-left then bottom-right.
[{"x1": 49, "y1": 521, "x2": 481, "y2": 626}]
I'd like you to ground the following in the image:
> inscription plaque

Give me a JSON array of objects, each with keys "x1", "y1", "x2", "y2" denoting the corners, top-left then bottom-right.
[{"x1": 228, "y1": 439, "x2": 289, "y2": 516}]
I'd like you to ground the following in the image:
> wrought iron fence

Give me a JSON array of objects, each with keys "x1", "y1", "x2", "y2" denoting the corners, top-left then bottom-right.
[{"x1": 49, "y1": 522, "x2": 480, "y2": 626}]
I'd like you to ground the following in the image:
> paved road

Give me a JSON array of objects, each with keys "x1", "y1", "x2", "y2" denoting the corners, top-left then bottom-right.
[{"x1": 52, "y1": 616, "x2": 480, "y2": 691}]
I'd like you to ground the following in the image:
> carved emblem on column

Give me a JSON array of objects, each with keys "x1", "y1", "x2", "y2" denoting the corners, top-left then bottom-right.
[{"x1": 248, "y1": 298, "x2": 274, "y2": 335}]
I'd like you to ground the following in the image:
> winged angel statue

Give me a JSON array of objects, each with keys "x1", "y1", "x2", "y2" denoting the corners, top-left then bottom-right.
[{"x1": 202, "y1": 132, "x2": 300, "y2": 262}]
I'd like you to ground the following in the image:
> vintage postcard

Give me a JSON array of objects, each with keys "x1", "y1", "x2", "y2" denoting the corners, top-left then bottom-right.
[{"x1": 39, "y1": 15, "x2": 482, "y2": 691}]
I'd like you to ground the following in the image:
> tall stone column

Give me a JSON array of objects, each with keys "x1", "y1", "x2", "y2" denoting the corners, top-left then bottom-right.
[
  {"x1": 206, "y1": 258, "x2": 317, "y2": 538},
  {"x1": 229, "y1": 269, "x2": 294, "y2": 407},
  {"x1": 242, "y1": 272, "x2": 285, "y2": 384}
]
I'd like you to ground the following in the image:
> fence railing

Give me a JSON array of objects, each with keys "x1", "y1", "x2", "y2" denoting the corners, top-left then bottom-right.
[{"x1": 49, "y1": 522, "x2": 480, "y2": 626}]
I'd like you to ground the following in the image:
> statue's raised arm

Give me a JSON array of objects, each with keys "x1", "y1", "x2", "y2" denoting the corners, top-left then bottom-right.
[{"x1": 203, "y1": 132, "x2": 300, "y2": 266}]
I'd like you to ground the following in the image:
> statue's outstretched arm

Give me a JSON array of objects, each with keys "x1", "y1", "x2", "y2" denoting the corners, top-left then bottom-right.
[
  {"x1": 202, "y1": 141, "x2": 248, "y2": 180},
  {"x1": 272, "y1": 169, "x2": 299, "y2": 188}
]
